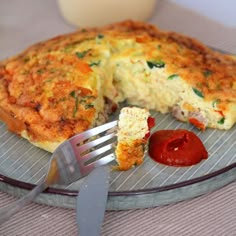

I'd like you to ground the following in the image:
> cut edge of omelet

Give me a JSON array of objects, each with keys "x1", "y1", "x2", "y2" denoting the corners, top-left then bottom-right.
[{"x1": 115, "y1": 107, "x2": 151, "y2": 170}]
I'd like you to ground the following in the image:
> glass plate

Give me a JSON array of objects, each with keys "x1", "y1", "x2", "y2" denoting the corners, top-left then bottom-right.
[{"x1": 0, "y1": 110, "x2": 235, "y2": 210}]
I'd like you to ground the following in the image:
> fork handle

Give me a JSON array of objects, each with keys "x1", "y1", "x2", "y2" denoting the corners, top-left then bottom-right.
[{"x1": 0, "y1": 179, "x2": 48, "y2": 225}]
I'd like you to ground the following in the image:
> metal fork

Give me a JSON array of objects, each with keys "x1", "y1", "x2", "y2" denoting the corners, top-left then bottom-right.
[{"x1": 0, "y1": 120, "x2": 118, "y2": 225}]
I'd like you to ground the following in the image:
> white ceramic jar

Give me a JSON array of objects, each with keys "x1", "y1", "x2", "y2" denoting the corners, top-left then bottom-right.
[{"x1": 57, "y1": 0, "x2": 156, "y2": 27}]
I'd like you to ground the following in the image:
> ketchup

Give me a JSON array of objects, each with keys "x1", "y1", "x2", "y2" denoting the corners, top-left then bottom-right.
[
  {"x1": 145, "y1": 116, "x2": 155, "y2": 140},
  {"x1": 148, "y1": 129, "x2": 208, "y2": 166}
]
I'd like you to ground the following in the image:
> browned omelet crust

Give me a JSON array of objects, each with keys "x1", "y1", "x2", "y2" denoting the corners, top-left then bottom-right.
[
  {"x1": 0, "y1": 31, "x2": 103, "y2": 151},
  {"x1": 115, "y1": 139, "x2": 146, "y2": 171},
  {"x1": 0, "y1": 20, "x2": 236, "y2": 152}
]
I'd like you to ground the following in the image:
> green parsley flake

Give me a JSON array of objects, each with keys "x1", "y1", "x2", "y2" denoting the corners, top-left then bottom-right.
[
  {"x1": 73, "y1": 96, "x2": 79, "y2": 117},
  {"x1": 147, "y1": 60, "x2": 165, "y2": 69},
  {"x1": 167, "y1": 74, "x2": 179, "y2": 80},
  {"x1": 192, "y1": 88, "x2": 204, "y2": 98},
  {"x1": 75, "y1": 49, "x2": 91, "y2": 59},
  {"x1": 70, "y1": 91, "x2": 79, "y2": 117},
  {"x1": 36, "y1": 69, "x2": 44, "y2": 74},
  {"x1": 70, "y1": 90, "x2": 76, "y2": 98},
  {"x1": 217, "y1": 117, "x2": 225, "y2": 125},
  {"x1": 85, "y1": 104, "x2": 94, "y2": 109},
  {"x1": 96, "y1": 34, "x2": 105, "y2": 44},
  {"x1": 89, "y1": 61, "x2": 101, "y2": 67},
  {"x1": 97, "y1": 34, "x2": 104, "y2": 39}
]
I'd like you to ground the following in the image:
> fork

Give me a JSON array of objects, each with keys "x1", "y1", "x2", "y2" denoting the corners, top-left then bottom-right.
[{"x1": 0, "y1": 120, "x2": 118, "y2": 225}]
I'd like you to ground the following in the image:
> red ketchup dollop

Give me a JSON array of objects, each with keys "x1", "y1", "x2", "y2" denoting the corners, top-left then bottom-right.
[
  {"x1": 148, "y1": 129, "x2": 208, "y2": 166},
  {"x1": 145, "y1": 117, "x2": 156, "y2": 140}
]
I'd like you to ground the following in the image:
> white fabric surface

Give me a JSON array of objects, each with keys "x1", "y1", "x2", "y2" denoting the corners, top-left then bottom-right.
[{"x1": 0, "y1": 0, "x2": 236, "y2": 235}]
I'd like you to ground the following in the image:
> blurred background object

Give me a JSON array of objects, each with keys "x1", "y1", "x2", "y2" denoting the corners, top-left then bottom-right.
[{"x1": 57, "y1": 0, "x2": 157, "y2": 27}]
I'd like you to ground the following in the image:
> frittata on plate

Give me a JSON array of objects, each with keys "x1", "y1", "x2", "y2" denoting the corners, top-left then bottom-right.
[{"x1": 0, "y1": 20, "x2": 236, "y2": 153}]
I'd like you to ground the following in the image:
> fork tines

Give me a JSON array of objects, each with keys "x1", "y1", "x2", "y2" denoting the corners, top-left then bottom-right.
[{"x1": 69, "y1": 120, "x2": 118, "y2": 168}]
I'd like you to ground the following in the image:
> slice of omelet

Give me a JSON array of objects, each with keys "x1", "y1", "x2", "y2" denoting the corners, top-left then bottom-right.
[
  {"x1": 115, "y1": 107, "x2": 152, "y2": 170},
  {"x1": 0, "y1": 20, "x2": 235, "y2": 153}
]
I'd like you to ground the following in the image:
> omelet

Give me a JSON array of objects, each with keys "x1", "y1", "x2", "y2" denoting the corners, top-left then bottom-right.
[
  {"x1": 115, "y1": 107, "x2": 152, "y2": 170},
  {"x1": 0, "y1": 20, "x2": 236, "y2": 153}
]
